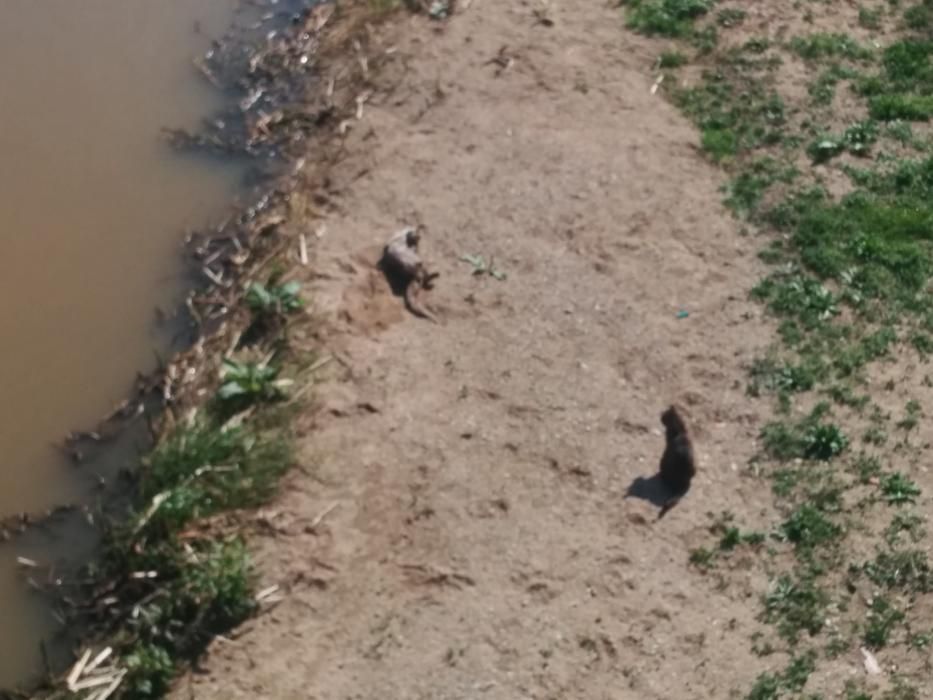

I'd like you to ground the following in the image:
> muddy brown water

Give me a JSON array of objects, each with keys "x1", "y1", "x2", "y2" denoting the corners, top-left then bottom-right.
[{"x1": 0, "y1": 0, "x2": 255, "y2": 687}]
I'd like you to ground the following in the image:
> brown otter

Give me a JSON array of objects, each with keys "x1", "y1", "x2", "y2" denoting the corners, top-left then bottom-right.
[
  {"x1": 658, "y1": 405, "x2": 696, "y2": 516},
  {"x1": 380, "y1": 227, "x2": 440, "y2": 323}
]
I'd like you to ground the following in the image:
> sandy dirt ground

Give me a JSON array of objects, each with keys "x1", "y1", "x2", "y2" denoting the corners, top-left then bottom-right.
[{"x1": 170, "y1": 2, "x2": 788, "y2": 698}]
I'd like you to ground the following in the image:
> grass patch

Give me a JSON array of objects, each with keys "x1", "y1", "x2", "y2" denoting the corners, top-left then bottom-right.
[
  {"x1": 880, "y1": 472, "x2": 922, "y2": 504},
  {"x1": 761, "y1": 404, "x2": 848, "y2": 461},
  {"x1": 780, "y1": 504, "x2": 843, "y2": 553},
  {"x1": 674, "y1": 64, "x2": 786, "y2": 161},
  {"x1": 82, "y1": 412, "x2": 293, "y2": 695},
  {"x1": 621, "y1": 0, "x2": 714, "y2": 37},
  {"x1": 864, "y1": 596, "x2": 905, "y2": 648},
  {"x1": 864, "y1": 549, "x2": 933, "y2": 590},
  {"x1": 659, "y1": 49, "x2": 688, "y2": 68},
  {"x1": 745, "y1": 651, "x2": 816, "y2": 699},
  {"x1": 790, "y1": 33, "x2": 874, "y2": 62},
  {"x1": 763, "y1": 572, "x2": 829, "y2": 642}
]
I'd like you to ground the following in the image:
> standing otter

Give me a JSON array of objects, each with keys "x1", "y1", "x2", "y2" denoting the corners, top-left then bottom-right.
[{"x1": 658, "y1": 405, "x2": 696, "y2": 516}]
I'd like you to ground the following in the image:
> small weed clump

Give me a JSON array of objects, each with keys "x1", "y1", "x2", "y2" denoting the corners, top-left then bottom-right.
[
  {"x1": 621, "y1": 0, "x2": 713, "y2": 38},
  {"x1": 790, "y1": 33, "x2": 874, "y2": 62},
  {"x1": 880, "y1": 472, "x2": 922, "y2": 504},
  {"x1": 864, "y1": 596, "x2": 905, "y2": 648},
  {"x1": 745, "y1": 651, "x2": 816, "y2": 699},
  {"x1": 763, "y1": 573, "x2": 829, "y2": 642},
  {"x1": 761, "y1": 404, "x2": 848, "y2": 462},
  {"x1": 864, "y1": 549, "x2": 933, "y2": 591}
]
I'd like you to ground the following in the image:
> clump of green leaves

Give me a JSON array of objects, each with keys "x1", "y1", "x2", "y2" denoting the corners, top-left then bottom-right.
[
  {"x1": 763, "y1": 573, "x2": 829, "y2": 642},
  {"x1": 864, "y1": 549, "x2": 933, "y2": 591},
  {"x1": 780, "y1": 504, "x2": 843, "y2": 552},
  {"x1": 745, "y1": 651, "x2": 816, "y2": 699},
  {"x1": 246, "y1": 280, "x2": 303, "y2": 316},
  {"x1": 218, "y1": 358, "x2": 292, "y2": 404},
  {"x1": 761, "y1": 404, "x2": 848, "y2": 461},
  {"x1": 864, "y1": 596, "x2": 905, "y2": 648},
  {"x1": 659, "y1": 50, "x2": 688, "y2": 68},
  {"x1": 880, "y1": 472, "x2": 922, "y2": 504}
]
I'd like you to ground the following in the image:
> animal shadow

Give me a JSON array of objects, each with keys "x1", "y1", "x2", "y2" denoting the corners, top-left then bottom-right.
[{"x1": 625, "y1": 474, "x2": 690, "y2": 520}]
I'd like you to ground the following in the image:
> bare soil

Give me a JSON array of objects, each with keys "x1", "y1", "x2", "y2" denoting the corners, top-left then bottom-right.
[{"x1": 171, "y1": 3, "x2": 789, "y2": 697}]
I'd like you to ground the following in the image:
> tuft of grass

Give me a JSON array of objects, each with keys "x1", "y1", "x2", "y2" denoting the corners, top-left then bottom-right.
[
  {"x1": 622, "y1": 0, "x2": 713, "y2": 37},
  {"x1": 809, "y1": 63, "x2": 861, "y2": 106},
  {"x1": 138, "y1": 422, "x2": 291, "y2": 535},
  {"x1": 659, "y1": 50, "x2": 688, "y2": 68},
  {"x1": 780, "y1": 504, "x2": 843, "y2": 553},
  {"x1": 724, "y1": 158, "x2": 798, "y2": 216},
  {"x1": 745, "y1": 651, "x2": 816, "y2": 699},
  {"x1": 675, "y1": 68, "x2": 786, "y2": 161},
  {"x1": 246, "y1": 279, "x2": 303, "y2": 316},
  {"x1": 763, "y1": 573, "x2": 829, "y2": 642},
  {"x1": 790, "y1": 33, "x2": 874, "y2": 62},
  {"x1": 880, "y1": 472, "x2": 922, "y2": 504},
  {"x1": 864, "y1": 596, "x2": 905, "y2": 648},
  {"x1": 884, "y1": 512, "x2": 926, "y2": 545},
  {"x1": 761, "y1": 404, "x2": 848, "y2": 462},
  {"x1": 864, "y1": 549, "x2": 933, "y2": 591},
  {"x1": 906, "y1": 0, "x2": 933, "y2": 31}
]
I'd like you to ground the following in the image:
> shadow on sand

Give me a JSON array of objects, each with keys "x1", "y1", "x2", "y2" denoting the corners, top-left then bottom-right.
[{"x1": 625, "y1": 473, "x2": 691, "y2": 520}]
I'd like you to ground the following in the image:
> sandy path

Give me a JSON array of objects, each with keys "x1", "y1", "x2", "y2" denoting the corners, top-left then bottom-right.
[{"x1": 173, "y1": 3, "x2": 783, "y2": 698}]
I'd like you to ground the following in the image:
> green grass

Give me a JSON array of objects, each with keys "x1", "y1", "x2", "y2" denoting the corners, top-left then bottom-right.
[
  {"x1": 880, "y1": 472, "x2": 922, "y2": 504},
  {"x1": 659, "y1": 50, "x2": 688, "y2": 68},
  {"x1": 809, "y1": 64, "x2": 862, "y2": 105},
  {"x1": 675, "y1": 67, "x2": 786, "y2": 161},
  {"x1": 745, "y1": 651, "x2": 816, "y2": 699},
  {"x1": 864, "y1": 596, "x2": 905, "y2": 648},
  {"x1": 622, "y1": 0, "x2": 714, "y2": 37},
  {"x1": 906, "y1": 0, "x2": 933, "y2": 31},
  {"x1": 864, "y1": 549, "x2": 933, "y2": 590},
  {"x1": 138, "y1": 422, "x2": 290, "y2": 535},
  {"x1": 780, "y1": 504, "x2": 843, "y2": 552},
  {"x1": 626, "y1": 2, "x2": 933, "y2": 694},
  {"x1": 790, "y1": 33, "x2": 874, "y2": 62},
  {"x1": 761, "y1": 404, "x2": 848, "y2": 462},
  {"x1": 763, "y1": 572, "x2": 829, "y2": 643}
]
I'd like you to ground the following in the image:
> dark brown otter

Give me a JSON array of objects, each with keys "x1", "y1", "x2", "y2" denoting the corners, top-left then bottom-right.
[{"x1": 658, "y1": 405, "x2": 696, "y2": 514}]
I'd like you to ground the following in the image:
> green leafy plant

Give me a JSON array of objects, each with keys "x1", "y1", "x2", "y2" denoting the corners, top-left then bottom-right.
[
  {"x1": 622, "y1": 0, "x2": 713, "y2": 37},
  {"x1": 218, "y1": 358, "x2": 292, "y2": 403},
  {"x1": 864, "y1": 596, "x2": 905, "y2": 648},
  {"x1": 246, "y1": 280, "x2": 303, "y2": 315},
  {"x1": 880, "y1": 473, "x2": 922, "y2": 505},
  {"x1": 460, "y1": 253, "x2": 507, "y2": 280},
  {"x1": 763, "y1": 573, "x2": 829, "y2": 642}
]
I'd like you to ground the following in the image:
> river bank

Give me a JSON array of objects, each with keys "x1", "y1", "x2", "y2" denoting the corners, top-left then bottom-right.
[{"x1": 4, "y1": 1, "x2": 403, "y2": 697}]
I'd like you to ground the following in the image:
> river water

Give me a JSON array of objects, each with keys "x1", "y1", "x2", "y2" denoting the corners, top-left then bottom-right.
[{"x1": 0, "y1": 0, "x2": 249, "y2": 687}]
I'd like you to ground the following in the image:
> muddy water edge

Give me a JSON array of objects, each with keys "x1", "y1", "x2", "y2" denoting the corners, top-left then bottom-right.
[{"x1": 0, "y1": 0, "x2": 287, "y2": 688}]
